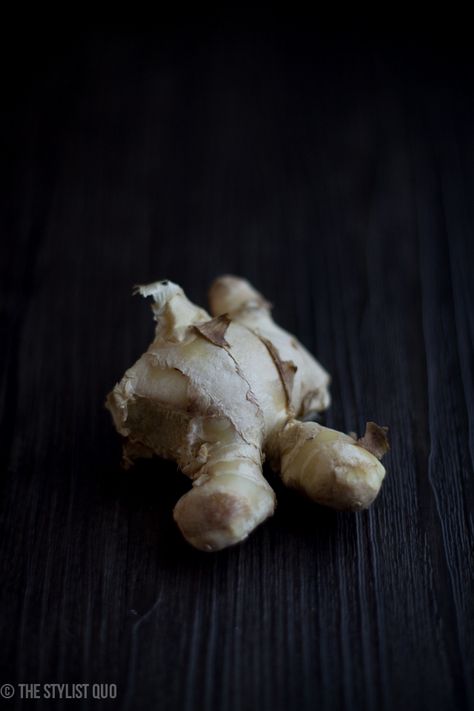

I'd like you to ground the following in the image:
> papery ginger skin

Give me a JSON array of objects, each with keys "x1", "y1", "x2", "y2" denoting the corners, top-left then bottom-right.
[{"x1": 106, "y1": 276, "x2": 389, "y2": 551}]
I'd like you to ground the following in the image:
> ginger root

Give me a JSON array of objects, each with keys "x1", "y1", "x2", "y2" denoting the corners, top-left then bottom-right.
[{"x1": 106, "y1": 276, "x2": 389, "y2": 551}]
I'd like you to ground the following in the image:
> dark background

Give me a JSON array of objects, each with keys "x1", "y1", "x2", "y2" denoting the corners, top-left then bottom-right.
[{"x1": 1, "y1": 19, "x2": 473, "y2": 711}]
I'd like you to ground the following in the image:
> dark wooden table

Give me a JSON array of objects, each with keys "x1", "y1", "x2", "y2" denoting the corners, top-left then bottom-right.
[{"x1": 1, "y1": 25, "x2": 473, "y2": 711}]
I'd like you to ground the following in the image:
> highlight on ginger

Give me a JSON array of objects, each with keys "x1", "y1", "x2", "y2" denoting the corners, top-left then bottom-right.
[{"x1": 106, "y1": 276, "x2": 389, "y2": 552}]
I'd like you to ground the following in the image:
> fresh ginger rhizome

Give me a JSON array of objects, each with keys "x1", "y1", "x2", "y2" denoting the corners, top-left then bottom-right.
[{"x1": 107, "y1": 276, "x2": 388, "y2": 551}]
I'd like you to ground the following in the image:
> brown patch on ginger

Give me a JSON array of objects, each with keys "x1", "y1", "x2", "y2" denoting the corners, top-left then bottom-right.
[
  {"x1": 177, "y1": 491, "x2": 251, "y2": 537},
  {"x1": 194, "y1": 314, "x2": 231, "y2": 348},
  {"x1": 259, "y1": 336, "x2": 297, "y2": 405}
]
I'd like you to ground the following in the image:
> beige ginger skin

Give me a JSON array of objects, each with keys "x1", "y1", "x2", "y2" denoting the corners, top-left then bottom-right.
[{"x1": 106, "y1": 276, "x2": 389, "y2": 551}]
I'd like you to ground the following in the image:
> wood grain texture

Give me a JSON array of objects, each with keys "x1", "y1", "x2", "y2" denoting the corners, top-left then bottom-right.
[{"x1": 1, "y1": 25, "x2": 473, "y2": 711}]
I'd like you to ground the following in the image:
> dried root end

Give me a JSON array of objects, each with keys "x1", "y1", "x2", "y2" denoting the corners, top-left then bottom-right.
[{"x1": 357, "y1": 422, "x2": 390, "y2": 460}]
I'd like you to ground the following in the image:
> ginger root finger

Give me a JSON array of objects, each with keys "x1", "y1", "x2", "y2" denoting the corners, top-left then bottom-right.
[
  {"x1": 278, "y1": 420, "x2": 388, "y2": 510},
  {"x1": 174, "y1": 472, "x2": 275, "y2": 552}
]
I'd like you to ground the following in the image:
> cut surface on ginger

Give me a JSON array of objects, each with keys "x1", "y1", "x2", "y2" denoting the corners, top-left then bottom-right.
[{"x1": 106, "y1": 276, "x2": 389, "y2": 551}]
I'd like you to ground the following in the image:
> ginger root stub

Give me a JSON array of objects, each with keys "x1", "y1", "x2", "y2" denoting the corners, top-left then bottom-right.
[{"x1": 106, "y1": 276, "x2": 389, "y2": 551}]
